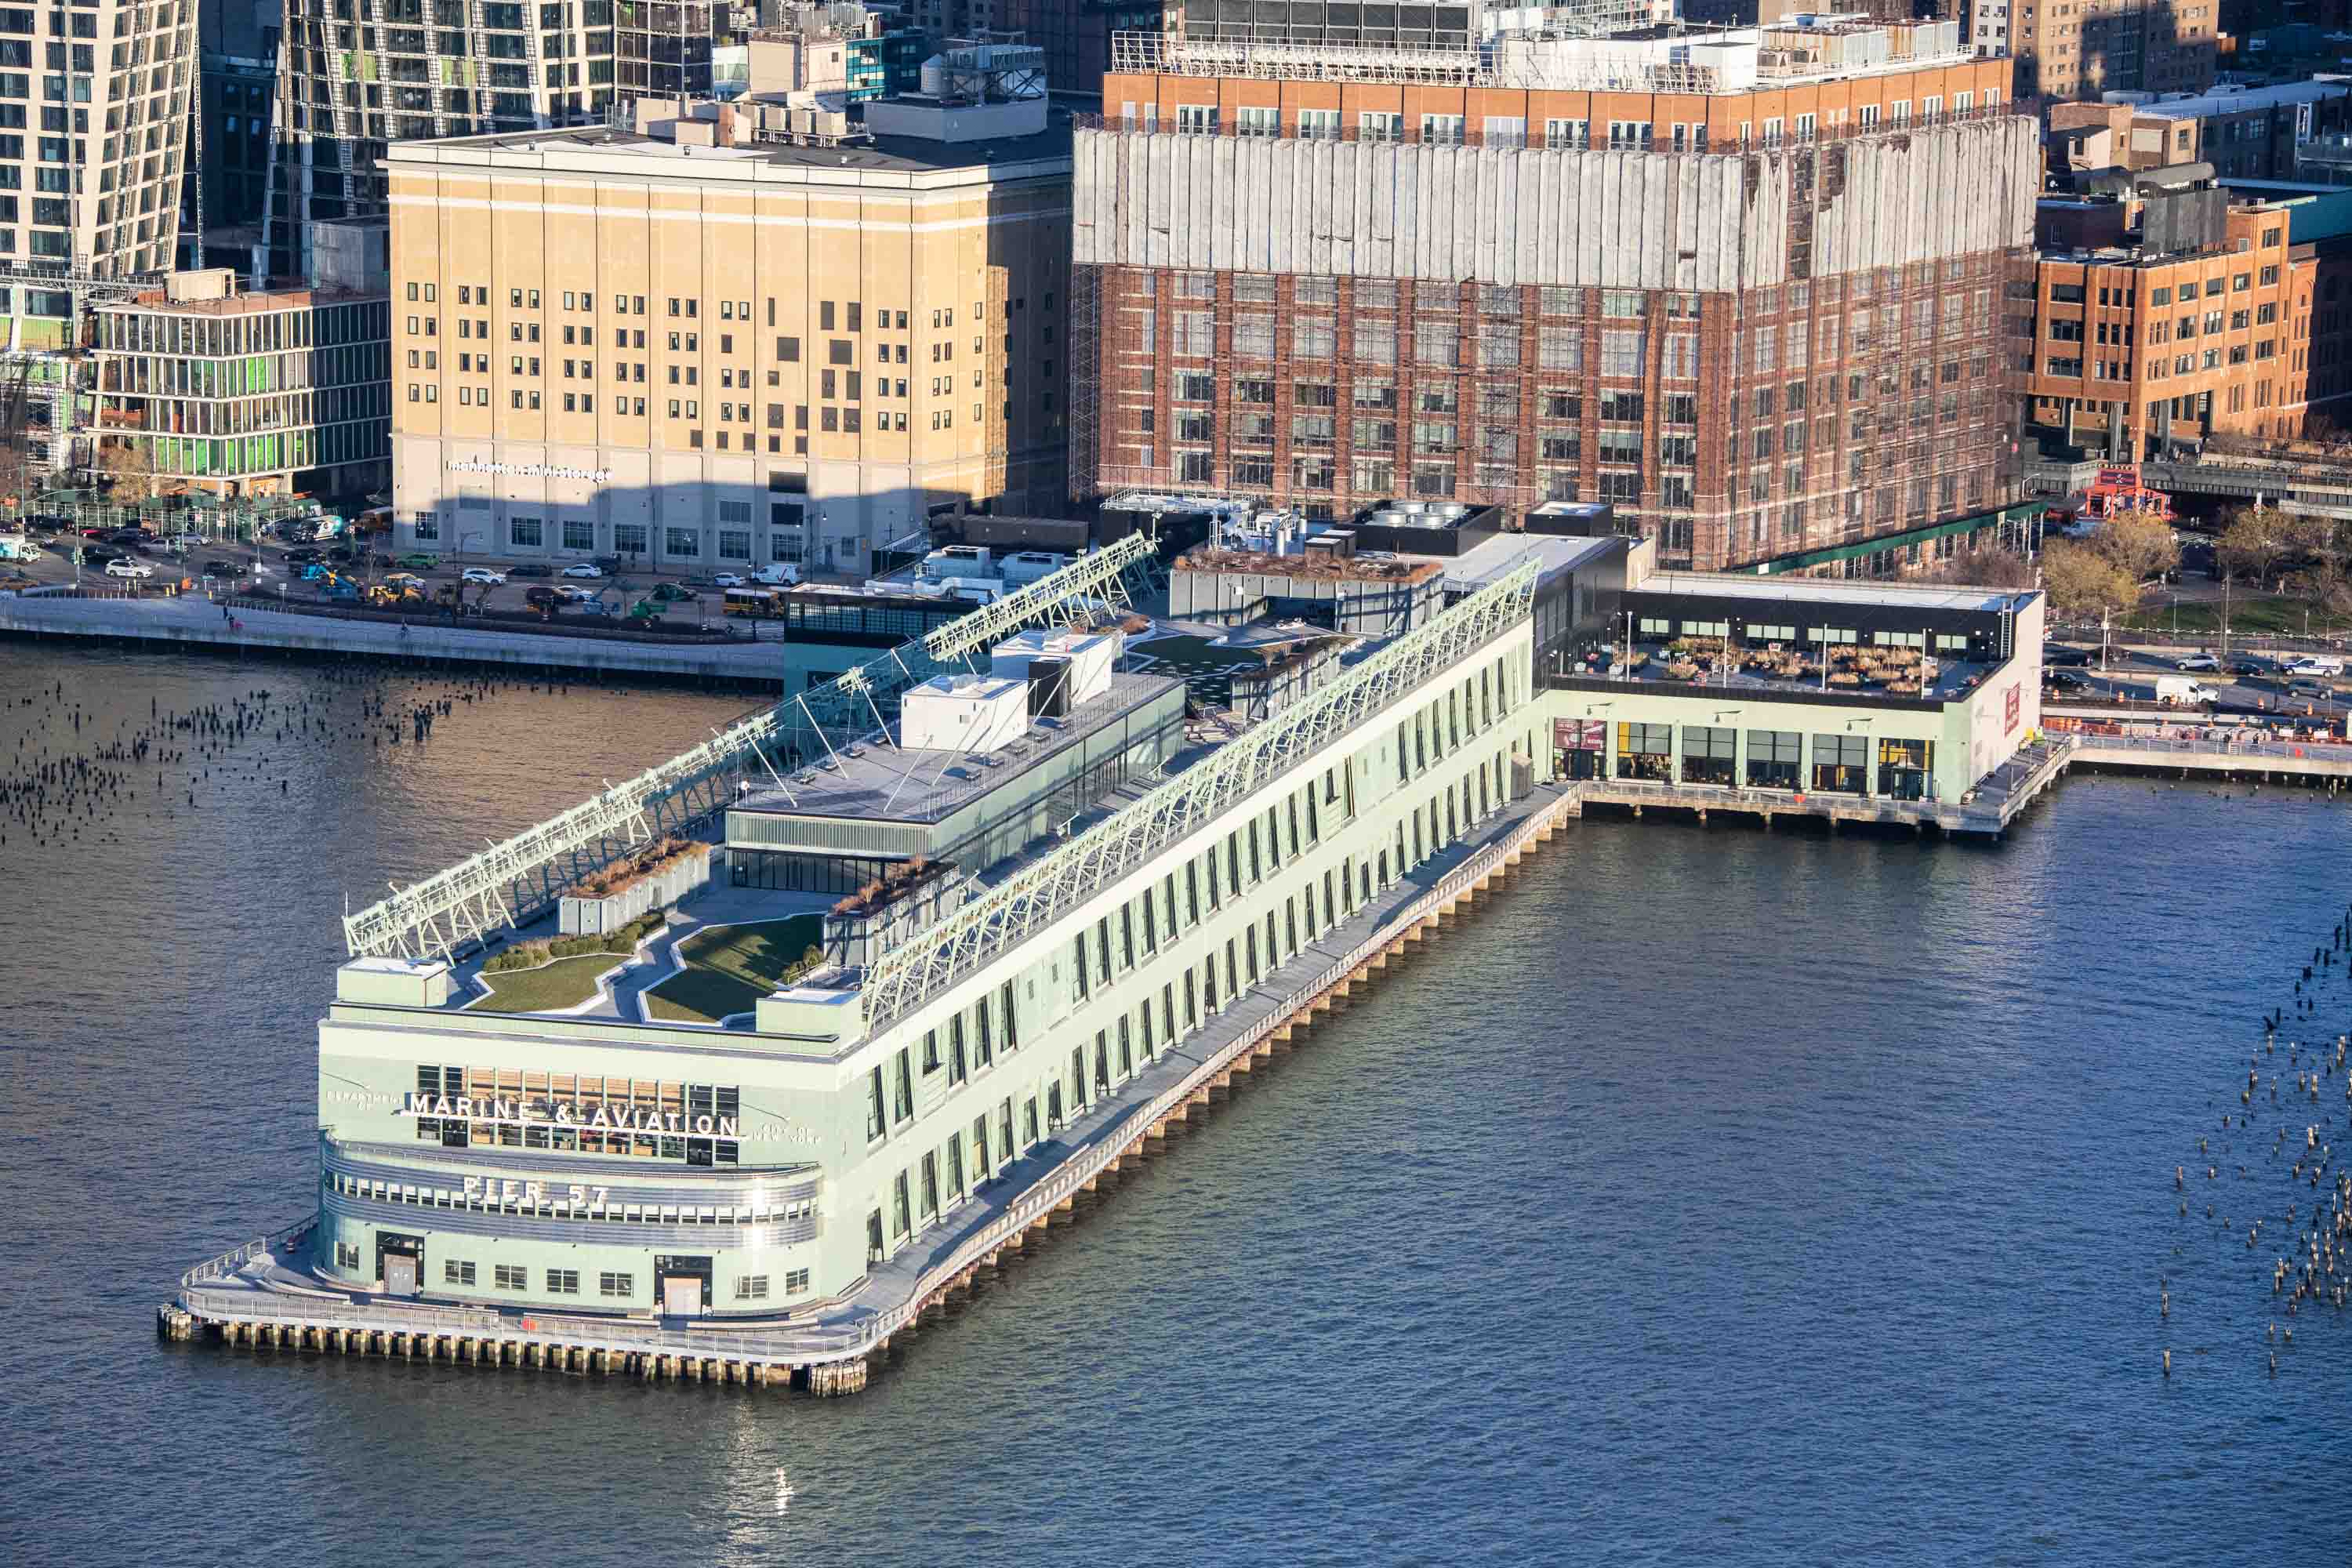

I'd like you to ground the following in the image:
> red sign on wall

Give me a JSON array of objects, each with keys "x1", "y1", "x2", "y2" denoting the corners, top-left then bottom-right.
[
  {"x1": 1554, "y1": 719, "x2": 1606, "y2": 750},
  {"x1": 2004, "y1": 683, "x2": 2021, "y2": 736}
]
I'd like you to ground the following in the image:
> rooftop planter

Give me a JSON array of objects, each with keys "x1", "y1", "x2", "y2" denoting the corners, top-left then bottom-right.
[
  {"x1": 559, "y1": 836, "x2": 713, "y2": 937},
  {"x1": 823, "y1": 858, "x2": 969, "y2": 970}
]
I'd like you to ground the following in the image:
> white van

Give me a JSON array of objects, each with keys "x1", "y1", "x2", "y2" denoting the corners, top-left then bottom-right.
[
  {"x1": 2284, "y1": 655, "x2": 2345, "y2": 677},
  {"x1": 2154, "y1": 676, "x2": 2219, "y2": 705},
  {"x1": 750, "y1": 562, "x2": 802, "y2": 586}
]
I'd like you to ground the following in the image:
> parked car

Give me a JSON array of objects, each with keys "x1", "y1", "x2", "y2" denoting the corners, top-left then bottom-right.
[
  {"x1": 165, "y1": 532, "x2": 206, "y2": 550},
  {"x1": 460, "y1": 566, "x2": 508, "y2": 586},
  {"x1": 78, "y1": 544, "x2": 124, "y2": 566},
  {"x1": 103, "y1": 559, "x2": 155, "y2": 579},
  {"x1": 2175, "y1": 652, "x2": 2221, "y2": 672},
  {"x1": 561, "y1": 562, "x2": 604, "y2": 579},
  {"x1": 285, "y1": 546, "x2": 323, "y2": 564},
  {"x1": 2042, "y1": 644, "x2": 2092, "y2": 667},
  {"x1": 394, "y1": 552, "x2": 441, "y2": 571},
  {"x1": 524, "y1": 585, "x2": 560, "y2": 610},
  {"x1": 710, "y1": 572, "x2": 747, "y2": 588},
  {"x1": 2284, "y1": 655, "x2": 2347, "y2": 677},
  {"x1": 107, "y1": 528, "x2": 151, "y2": 546},
  {"x1": 507, "y1": 562, "x2": 552, "y2": 578},
  {"x1": 554, "y1": 583, "x2": 593, "y2": 603},
  {"x1": 591, "y1": 554, "x2": 623, "y2": 573}
]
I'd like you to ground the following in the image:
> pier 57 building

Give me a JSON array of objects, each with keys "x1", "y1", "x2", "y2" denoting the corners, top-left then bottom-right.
[{"x1": 194, "y1": 542, "x2": 1556, "y2": 1383}]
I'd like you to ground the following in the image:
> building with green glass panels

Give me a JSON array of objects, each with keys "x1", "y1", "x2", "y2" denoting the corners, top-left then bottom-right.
[{"x1": 91, "y1": 273, "x2": 390, "y2": 499}]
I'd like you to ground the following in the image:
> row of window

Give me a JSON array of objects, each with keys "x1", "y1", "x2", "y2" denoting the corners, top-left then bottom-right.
[
  {"x1": 1142, "y1": 94, "x2": 1992, "y2": 146},
  {"x1": 870, "y1": 717, "x2": 1523, "y2": 1264},
  {"x1": 403, "y1": 286, "x2": 1016, "y2": 332}
]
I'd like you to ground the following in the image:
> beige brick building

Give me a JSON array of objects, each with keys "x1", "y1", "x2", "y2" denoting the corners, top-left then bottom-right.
[{"x1": 384, "y1": 106, "x2": 1072, "y2": 574}]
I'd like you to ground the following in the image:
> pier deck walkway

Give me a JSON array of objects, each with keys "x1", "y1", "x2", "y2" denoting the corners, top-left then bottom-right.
[
  {"x1": 0, "y1": 589, "x2": 784, "y2": 683},
  {"x1": 172, "y1": 780, "x2": 1583, "y2": 1381}
]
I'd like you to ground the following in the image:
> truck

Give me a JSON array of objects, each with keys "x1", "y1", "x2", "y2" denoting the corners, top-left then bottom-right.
[
  {"x1": 2284, "y1": 655, "x2": 2346, "y2": 677},
  {"x1": 750, "y1": 562, "x2": 802, "y2": 586},
  {"x1": 0, "y1": 533, "x2": 42, "y2": 561},
  {"x1": 2154, "y1": 676, "x2": 2219, "y2": 706}
]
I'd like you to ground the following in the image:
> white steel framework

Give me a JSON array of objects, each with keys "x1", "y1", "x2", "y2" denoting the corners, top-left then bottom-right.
[
  {"x1": 858, "y1": 554, "x2": 1541, "y2": 1029},
  {"x1": 343, "y1": 536, "x2": 1159, "y2": 961}
]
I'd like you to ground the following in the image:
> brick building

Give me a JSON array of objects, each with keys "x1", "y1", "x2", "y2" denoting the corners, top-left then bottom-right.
[
  {"x1": 2048, "y1": 81, "x2": 2352, "y2": 181},
  {"x1": 2025, "y1": 175, "x2": 2352, "y2": 454},
  {"x1": 1069, "y1": 26, "x2": 2042, "y2": 572},
  {"x1": 2006, "y1": 0, "x2": 2219, "y2": 101}
]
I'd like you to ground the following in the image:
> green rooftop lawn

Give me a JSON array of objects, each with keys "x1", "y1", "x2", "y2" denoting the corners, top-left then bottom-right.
[
  {"x1": 466, "y1": 953, "x2": 619, "y2": 1014},
  {"x1": 644, "y1": 914, "x2": 823, "y2": 1025}
]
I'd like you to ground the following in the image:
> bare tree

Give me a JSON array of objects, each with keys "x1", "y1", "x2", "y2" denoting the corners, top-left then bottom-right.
[
  {"x1": 1919, "y1": 543, "x2": 2037, "y2": 590},
  {"x1": 2217, "y1": 504, "x2": 2291, "y2": 589},
  {"x1": 94, "y1": 439, "x2": 158, "y2": 502}
]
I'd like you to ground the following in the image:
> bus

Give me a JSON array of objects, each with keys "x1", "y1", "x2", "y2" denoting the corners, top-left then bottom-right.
[{"x1": 724, "y1": 586, "x2": 783, "y2": 618}]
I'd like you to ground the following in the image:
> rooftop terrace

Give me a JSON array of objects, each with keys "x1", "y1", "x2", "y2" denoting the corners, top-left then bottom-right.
[{"x1": 733, "y1": 669, "x2": 1181, "y2": 828}]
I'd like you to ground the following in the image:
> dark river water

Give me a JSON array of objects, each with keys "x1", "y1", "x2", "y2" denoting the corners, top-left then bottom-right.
[{"x1": 5, "y1": 644, "x2": 2351, "y2": 1566}]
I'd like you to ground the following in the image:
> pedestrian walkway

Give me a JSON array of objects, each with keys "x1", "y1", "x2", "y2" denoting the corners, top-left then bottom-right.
[{"x1": 0, "y1": 589, "x2": 782, "y2": 682}]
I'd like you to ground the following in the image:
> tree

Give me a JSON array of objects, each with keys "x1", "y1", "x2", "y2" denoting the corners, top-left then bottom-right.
[
  {"x1": 95, "y1": 438, "x2": 158, "y2": 502},
  {"x1": 2087, "y1": 503, "x2": 2180, "y2": 586},
  {"x1": 1921, "y1": 543, "x2": 2037, "y2": 590},
  {"x1": 2218, "y1": 504, "x2": 2291, "y2": 588},
  {"x1": 2039, "y1": 539, "x2": 2140, "y2": 623}
]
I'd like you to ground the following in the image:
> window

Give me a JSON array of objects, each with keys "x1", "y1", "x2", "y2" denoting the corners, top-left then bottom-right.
[
  {"x1": 598, "y1": 1272, "x2": 633, "y2": 1298},
  {"x1": 494, "y1": 1264, "x2": 527, "y2": 1290},
  {"x1": 785, "y1": 1268, "x2": 811, "y2": 1294},
  {"x1": 444, "y1": 1259, "x2": 477, "y2": 1286},
  {"x1": 735, "y1": 1275, "x2": 769, "y2": 1300},
  {"x1": 546, "y1": 1269, "x2": 579, "y2": 1294},
  {"x1": 1544, "y1": 118, "x2": 1588, "y2": 150}
]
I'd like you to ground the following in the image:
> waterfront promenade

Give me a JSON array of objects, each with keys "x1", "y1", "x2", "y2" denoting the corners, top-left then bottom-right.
[
  {"x1": 0, "y1": 589, "x2": 785, "y2": 684},
  {"x1": 166, "y1": 780, "x2": 1583, "y2": 1389}
]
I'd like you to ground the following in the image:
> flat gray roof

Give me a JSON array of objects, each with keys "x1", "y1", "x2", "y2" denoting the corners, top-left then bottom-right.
[
  {"x1": 1639, "y1": 571, "x2": 2036, "y2": 615},
  {"x1": 1442, "y1": 532, "x2": 1621, "y2": 593},
  {"x1": 392, "y1": 120, "x2": 1073, "y2": 179},
  {"x1": 735, "y1": 669, "x2": 1180, "y2": 829}
]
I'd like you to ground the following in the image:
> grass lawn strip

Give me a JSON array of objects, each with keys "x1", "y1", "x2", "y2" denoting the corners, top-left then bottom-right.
[
  {"x1": 467, "y1": 953, "x2": 622, "y2": 1013},
  {"x1": 644, "y1": 914, "x2": 822, "y2": 1026}
]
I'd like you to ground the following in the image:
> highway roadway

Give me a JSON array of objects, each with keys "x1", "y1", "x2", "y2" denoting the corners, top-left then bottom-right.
[{"x1": 2042, "y1": 638, "x2": 2348, "y2": 723}]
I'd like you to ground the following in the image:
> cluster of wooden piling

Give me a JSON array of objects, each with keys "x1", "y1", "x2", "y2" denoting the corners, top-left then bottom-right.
[{"x1": 159, "y1": 800, "x2": 1571, "y2": 1397}]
